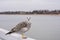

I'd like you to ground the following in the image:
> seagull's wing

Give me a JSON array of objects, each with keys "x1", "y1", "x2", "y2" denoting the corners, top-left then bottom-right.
[
  {"x1": 5, "y1": 21, "x2": 28, "y2": 35},
  {"x1": 16, "y1": 22, "x2": 27, "y2": 28}
]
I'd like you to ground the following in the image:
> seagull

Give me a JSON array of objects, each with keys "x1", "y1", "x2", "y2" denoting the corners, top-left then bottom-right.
[{"x1": 5, "y1": 17, "x2": 31, "y2": 39}]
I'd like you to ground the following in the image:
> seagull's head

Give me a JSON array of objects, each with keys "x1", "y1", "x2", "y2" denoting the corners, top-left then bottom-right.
[{"x1": 27, "y1": 17, "x2": 31, "y2": 21}]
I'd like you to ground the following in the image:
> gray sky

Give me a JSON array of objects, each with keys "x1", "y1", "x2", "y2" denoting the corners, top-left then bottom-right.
[{"x1": 0, "y1": 0, "x2": 60, "y2": 12}]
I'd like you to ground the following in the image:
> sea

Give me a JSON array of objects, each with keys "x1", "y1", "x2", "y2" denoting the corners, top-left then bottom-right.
[{"x1": 0, "y1": 15, "x2": 60, "y2": 40}]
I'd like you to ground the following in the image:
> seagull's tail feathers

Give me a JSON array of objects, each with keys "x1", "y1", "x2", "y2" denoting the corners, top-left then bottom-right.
[{"x1": 5, "y1": 31, "x2": 14, "y2": 35}]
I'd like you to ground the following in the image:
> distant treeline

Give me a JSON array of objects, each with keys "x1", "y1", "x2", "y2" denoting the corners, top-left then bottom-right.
[{"x1": 0, "y1": 10, "x2": 60, "y2": 14}]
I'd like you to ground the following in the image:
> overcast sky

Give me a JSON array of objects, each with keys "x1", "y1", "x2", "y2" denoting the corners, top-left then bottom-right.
[{"x1": 0, "y1": 0, "x2": 60, "y2": 12}]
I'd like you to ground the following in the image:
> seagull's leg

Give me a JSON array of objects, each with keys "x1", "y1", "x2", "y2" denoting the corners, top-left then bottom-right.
[{"x1": 21, "y1": 33, "x2": 27, "y2": 39}]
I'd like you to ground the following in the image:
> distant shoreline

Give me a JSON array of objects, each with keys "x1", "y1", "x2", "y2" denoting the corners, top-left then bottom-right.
[
  {"x1": 0, "y1": 13, "x2": 60, "y2": 15},
  {"x1": 0, "y1": 10, "x2": 60, "y2": 15}
]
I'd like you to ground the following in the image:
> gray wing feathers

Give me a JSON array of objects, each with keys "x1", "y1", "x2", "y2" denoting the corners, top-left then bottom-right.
[
  {"x1": 11, "y1": 22, "x2": 28, "y2": 32},
  {"x1": 5, "y1": 21, "x2": 30, "y2": 35},
  {"x1": 5, "y1": 17, "x2": 31, "y2": 35}
]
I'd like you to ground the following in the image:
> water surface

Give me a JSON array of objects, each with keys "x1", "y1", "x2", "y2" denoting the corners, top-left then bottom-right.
[{"x1": 0, "y1": 15, "x2": 60, "y2": 40}]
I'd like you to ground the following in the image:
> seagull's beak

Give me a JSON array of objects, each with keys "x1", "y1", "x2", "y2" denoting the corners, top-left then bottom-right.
[{"x1": 27, "y1": 17, "x2": 31, "y2": 21}]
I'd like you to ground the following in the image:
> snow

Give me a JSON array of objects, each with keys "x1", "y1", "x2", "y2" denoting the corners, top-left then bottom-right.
[{"x1": 0, "y1": 28, "x2": 36, "y2": 40}]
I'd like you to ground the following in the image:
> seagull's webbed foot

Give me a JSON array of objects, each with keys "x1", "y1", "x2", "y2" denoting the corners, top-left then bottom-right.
[{"x1": 21, "y1": 33, "x2": 27, "y2": 39}]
